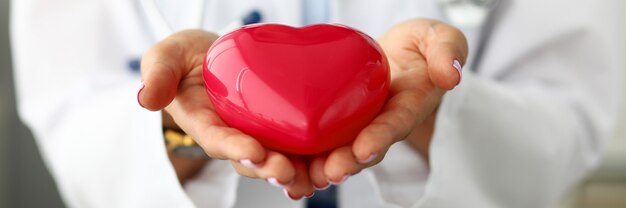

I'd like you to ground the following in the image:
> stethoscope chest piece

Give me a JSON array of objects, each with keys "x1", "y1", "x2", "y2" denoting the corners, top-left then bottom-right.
[{"x1": 437, "y1": 0, "x2": 499, "y2": 28}]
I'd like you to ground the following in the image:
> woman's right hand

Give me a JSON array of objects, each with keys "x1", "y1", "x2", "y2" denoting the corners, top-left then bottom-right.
[{"x1": 137, "y1": 30, "x2": 315, "y2": 198}]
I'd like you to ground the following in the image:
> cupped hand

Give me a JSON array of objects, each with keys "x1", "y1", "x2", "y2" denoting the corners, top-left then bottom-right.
[
  {"x1": 137, "y1": 30, "x2": 314, "y2": 198},
  {"x1": 308, "y1": 19, "x2": 469, "y2": 188},
  {"x1": 137, "y1": 19, "x2": 468, "y2": 198}
]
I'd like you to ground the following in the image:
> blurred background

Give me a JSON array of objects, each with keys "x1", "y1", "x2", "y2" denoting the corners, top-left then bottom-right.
[
  {"x1": 0, "y1": 1, "x2": 66, "y2": 207},
  {"x1": 0, "y1": 1, "x2": 624, "y2": 208}
]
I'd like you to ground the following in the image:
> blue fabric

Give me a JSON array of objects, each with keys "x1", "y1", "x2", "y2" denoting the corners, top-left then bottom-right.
[
  {"x1": 307, "y1": 186, "x2": 338, "y2": 208},
  {"x1": 242, "y1": 10, "x2": 262, "y2": 25}
]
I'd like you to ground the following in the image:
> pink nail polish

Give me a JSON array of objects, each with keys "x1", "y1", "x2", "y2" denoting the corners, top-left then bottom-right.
[
  {"x1": 358, "y1": 153, "x2": 378, "y2": 164},
  {"x1": 239, "y1": 159, "x2": 259, "y2": 169},
  {"x1": 266, "y1": 177, "x2": 284, "y2": 188},
  {"x1": 327, "y1": 174, "x2": 350, "y2": 185},
  {"x1": 304, "y1": 192, "x2": 315, "y2": 199},
  {"x1": 137, "y1": 81, "x2": 145, "y2": 108},
  {"x1": 453, "y1": 59, "x2": 463, "y2": 84},
  {"x1": 314, "y1": 183, "x2": 331, "y2": 191},
  {"x1": 283, "y1": 189, "x2": 301, "y2": 201}
]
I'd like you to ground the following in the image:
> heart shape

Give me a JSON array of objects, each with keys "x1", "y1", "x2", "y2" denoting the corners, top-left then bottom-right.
[{"x1": 203, "y1": 23, "x2": 389, "y2": 154}]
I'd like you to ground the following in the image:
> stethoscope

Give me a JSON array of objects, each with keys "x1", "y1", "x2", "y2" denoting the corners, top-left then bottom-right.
[{"x1": 133, "y1": 0, "x2": 503, "y2": 72}]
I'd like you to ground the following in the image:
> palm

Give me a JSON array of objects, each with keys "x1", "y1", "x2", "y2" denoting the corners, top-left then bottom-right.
[{"x1": 166, "y1": 66, "x2": 225, "y2": 133}]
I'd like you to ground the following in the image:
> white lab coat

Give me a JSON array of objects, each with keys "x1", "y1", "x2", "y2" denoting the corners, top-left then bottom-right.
[{"x1": 10, "y1": 0, "x2": 623, "y2": 207}]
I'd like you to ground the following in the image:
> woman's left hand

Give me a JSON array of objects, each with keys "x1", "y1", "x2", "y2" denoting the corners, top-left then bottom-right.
[{"x1": 307, "y1": 19, "x2": 468, "y2": 189}]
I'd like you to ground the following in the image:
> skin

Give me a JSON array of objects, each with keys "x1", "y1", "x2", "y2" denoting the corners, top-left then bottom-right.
[{"x1": 138, "y1": 18, "x2": 468, "y2": 198}]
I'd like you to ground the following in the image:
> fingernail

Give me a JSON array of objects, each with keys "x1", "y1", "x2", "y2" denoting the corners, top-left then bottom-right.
[
  {"x1": 283, "y1": 189, "x2": 301, "y2": 201},
  {"x1": 266, "y1": 177, "x2": 284, "y2": 188},
  {"x1": 314, "y1": 183, "x2": 331, "y2": 191},
  {"x1": 358, "y1": 153, "x2": 378, "y2": 164},
  {"x1": 239, "y1": 159, "x2": 259, "y2": 169},
  {"x1": 304, "y1": 192, "x2": 315, "y2": 199},
  {"x1": 327, "y1": 174, "x2": 350, "y2": 185},
  {"x1": 137, "y1": 81, "x2": 145, "y2": 108},
  {"x1": 453, "y1": 59, "x2": 463, "y2": 84}
]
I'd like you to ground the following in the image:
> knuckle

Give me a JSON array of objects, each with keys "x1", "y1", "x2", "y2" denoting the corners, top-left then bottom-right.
[{"x1": 368, "y1": 121, "x2": 398, "y2": 140}]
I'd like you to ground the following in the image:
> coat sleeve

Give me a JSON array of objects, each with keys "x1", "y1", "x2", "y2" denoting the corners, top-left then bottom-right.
[
  {"x1": 10, "y1": 0, "x2": 238, "y2": 207},
  {"x1": 370, "y1": 1, "x2": 623, "y2": 207}
]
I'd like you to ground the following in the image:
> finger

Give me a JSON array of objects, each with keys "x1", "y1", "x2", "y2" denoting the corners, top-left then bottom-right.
[
  {"x1": 231, "y1": 151, "x2": 296, "y2": 187},
  {"x1": 352, "y1": 88, "x2": 441, "y2": 163},
  {"x1": 191, "y1": 125, "x2": 266, "y2": 164},
  {"x1": 138, "y1": 30, "x2": 218, "y2": 111},
  {"x1": 309, "y1": 154, "x2": 331, "y2": 190},
  {"x1": 324, "y1": 146, "x2": 355, "y2": 184},
  {"x1": 284, "y1": 157, "x2": 315, "y2": 200},
  {"x1": 324, "y1": 146, "x2": 386, "y2": 185}
]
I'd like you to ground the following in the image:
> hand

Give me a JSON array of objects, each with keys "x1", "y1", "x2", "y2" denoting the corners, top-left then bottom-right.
[
  {"x1": 307, "y1": 19, "x2": 468, "y2": 187},
  {"x1": 137, "y1": 30, "x2": 314, "y2": 197}
]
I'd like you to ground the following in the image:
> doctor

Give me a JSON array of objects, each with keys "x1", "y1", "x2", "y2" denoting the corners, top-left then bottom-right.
[{"x1": 11, "y1": 0, "x2": 622, "y2": 208}]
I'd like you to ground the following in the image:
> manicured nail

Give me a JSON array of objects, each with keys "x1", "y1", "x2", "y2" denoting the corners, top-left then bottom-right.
[
  {"x1": 314, "y1": 183, "x2": 331, "y2": 191},
  {"x1": 304, "y1": 192, "x2": 315, "y2": 199},
  {"x1": 453, "y1": 59, "x2": 463, "y2": 84},
  {"x1": 283, "y1": 189, "x2": 301, "y2": 201},
  {"x1": 266, "y1": 177, "x2": 284, "y2": 188},
  {"x1": 137, "y1": 81, "x2": 145, "y2": 108},
  {"x1": 239, "y1": 159, "x2": 259, "y2": 169},
  {"x1": 358, "y1": 153, "x2": 378, "y2": 164},
  {"x1": 327, "y1": 174, "x2": 350, "y2": 185}
]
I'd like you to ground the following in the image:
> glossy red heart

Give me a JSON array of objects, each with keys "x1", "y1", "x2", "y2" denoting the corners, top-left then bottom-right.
[{"x1": 203, "y1": 23, "x2": 389, "y2": 154}]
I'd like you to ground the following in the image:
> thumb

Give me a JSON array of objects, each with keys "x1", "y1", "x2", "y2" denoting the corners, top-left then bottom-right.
[
  {"x1": 426, "y1": 39, "x2": 467, "y2": 90},
  {"x1": 137, "y1": 30, "x2": 218, "y2": 111},
  {"x1": 421, "y1": 22, "x2": 468, "y2": 90}
]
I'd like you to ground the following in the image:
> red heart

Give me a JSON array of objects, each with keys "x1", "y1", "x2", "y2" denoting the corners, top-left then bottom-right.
[{"x1": 203, "y1": 24, "x2": 389, "y2": 154}]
